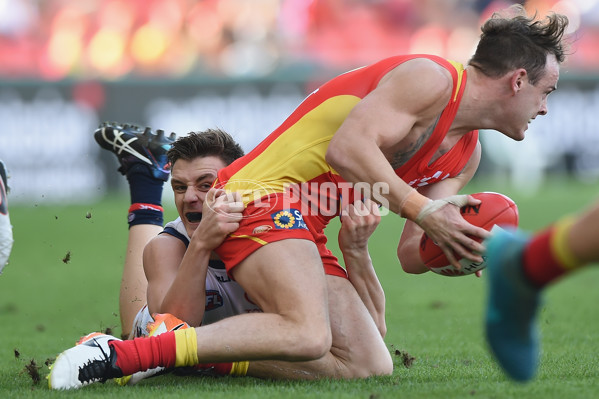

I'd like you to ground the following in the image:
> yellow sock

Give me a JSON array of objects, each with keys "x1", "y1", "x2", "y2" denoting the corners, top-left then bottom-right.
[
  {"x1": 551, "y1": 216, "x2": 582, "y2": 270},
  {"x1": 230, "y1": 361, "x2": 249, "y2": 376},
  {"x1": 173, "y1": 328, "x2": 248, "y2": 375},
  {"x1": 174, "y1": 328, "x2": 199, "y2": 367}
]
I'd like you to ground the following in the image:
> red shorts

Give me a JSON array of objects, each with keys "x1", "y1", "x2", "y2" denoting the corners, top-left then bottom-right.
[{"x1": 214, "y1": 193, "x2": 347, "y2": 279}]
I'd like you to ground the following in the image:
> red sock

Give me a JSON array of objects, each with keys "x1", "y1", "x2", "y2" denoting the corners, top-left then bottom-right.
[
  {"x1": 522, "y1": 228, "x2": 562, "y2": 287},
  {"x1": 109, "y1": 332, "x2": 177, "y2": 375},
  {"x1": 522, "y1": 217, "x2": 582, "y2": 287}
]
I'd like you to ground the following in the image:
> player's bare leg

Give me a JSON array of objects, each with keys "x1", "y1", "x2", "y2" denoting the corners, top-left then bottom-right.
[
  {"x1": 124, "y1": 275, "x2": 392, "y2": 380},
  {"x1": 48, "y1": 239, "x2": 331, "y2": 390},
  {"x1": 486, "y1": 200, "x2": 599, "y2": 381},
  {"x1": 120, "y1": 224, "x2": 162, "y2": 338},
  {"x1": 48, "y1": 239, "x2": 392, "y2": 389},
  {"x1": 192, "y1": 239, "x2": 332, "y2": 361},
  {"x1": 246, "y1": 274, "x2": 392, "y2": 379},
  {"x1": 564, "y1": 201, "x2": 599, "y2": 262},
  {"x1": 94, "y1": 123, "x2": 175, "y2": 338}
]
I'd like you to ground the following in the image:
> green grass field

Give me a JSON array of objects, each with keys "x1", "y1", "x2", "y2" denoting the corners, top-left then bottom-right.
[{"x1": 1, "y1": 176, "x2": 598, "y2": 398}]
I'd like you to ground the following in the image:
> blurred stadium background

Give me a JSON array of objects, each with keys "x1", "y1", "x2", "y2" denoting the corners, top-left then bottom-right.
[{"x1": 0, "y1": 0, "x2": 598, "y2": 204}]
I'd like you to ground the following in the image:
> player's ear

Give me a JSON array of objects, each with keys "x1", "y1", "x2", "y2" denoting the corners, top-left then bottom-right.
[{"x1": 510, "y1": 68, "x2": 527, "y2": 94}]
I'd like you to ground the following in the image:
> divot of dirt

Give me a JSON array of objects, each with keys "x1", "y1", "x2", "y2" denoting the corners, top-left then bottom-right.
[
  {"x1": 24, "y1": 359, "x2": 41, "y2": 384},
  {"x1": 394, "y1": 349, "x2": 416, "y2": 368}
]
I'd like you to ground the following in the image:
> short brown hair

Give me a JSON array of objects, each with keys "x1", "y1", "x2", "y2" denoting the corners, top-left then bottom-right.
[
  {"x1": 468, "y1": 5, "x2": 569, "y2": 85},
  {"x1": 167, "y1": 128, "x2": 244, "y2": 167}
]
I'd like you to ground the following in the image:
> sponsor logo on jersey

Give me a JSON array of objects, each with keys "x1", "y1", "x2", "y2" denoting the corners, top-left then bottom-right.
[
  {"x1": 270, "y1": 209, "x2": 308, "y2": 230},
  {"x1": 407, "y1": 170, "x2": 450, "y2": 188},
  {"x1": 205, "y1": 290, "x2": 224, "y2": 311}
]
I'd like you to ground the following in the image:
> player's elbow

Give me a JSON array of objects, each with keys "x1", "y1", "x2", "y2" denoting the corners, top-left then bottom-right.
[
  {"x1": 325, "y1": 146, "x2": 340, "y2": 170},
  {"x1": 397, "y1": 243, "x2": 428, "y2": 274},
  {"x1": 325, "y1": 138, "x2": 351, "y2": 173}
]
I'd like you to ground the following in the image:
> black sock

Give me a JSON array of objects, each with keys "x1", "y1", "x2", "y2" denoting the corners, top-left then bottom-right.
[{"x1": 126, "y1": 164, "x2": 164, "y2": 228}]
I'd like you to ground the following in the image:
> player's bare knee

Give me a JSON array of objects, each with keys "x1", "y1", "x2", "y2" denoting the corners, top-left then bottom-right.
[
  {"x1": 339, "y1": 351, "x2": 393, "y2": 379},
  {"x1": 377, "y1": 353, "x2": 394, "y2": 376},
  {"x1": 284, "y1": 319, "x2": 332, "y2": 360},
  {"x1": 373, "y1": 344, "x2": 393, "y2": 375},
  {"x1": 347, "y1": 342, "x2": 393, "y2": 378},
  {"x1": 308, "y1": 327, "x2": 333, "y2": 359},
  {"x1": 279, "y1": 307, "x2": 331, "y2": 360},
  {"x1": 359, "y1": 353, "x2": 393, "y2": 378}
]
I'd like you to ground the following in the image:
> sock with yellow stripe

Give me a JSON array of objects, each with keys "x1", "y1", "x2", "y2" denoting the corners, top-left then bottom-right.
[
  {"x1": 109, "y1": 329, "x2": 199, "y2": 376},
  {"x1": 174, "y1": 327, "x2": 198, "y2": 367},
  {"x1": 522, "y1": 216, "x2": 583, "y2": 287}
]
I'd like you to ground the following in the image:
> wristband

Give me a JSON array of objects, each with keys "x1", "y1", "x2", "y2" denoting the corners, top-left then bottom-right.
[
  {"x1": 415, "y1": 194, "x2": 469, "y2": 224},
  {"x1": 399, "y1": 189, "x2": 431, "y2": 221}
]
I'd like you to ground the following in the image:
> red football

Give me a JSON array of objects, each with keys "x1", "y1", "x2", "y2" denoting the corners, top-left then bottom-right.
[{"x1": 419, "y1": 192, "x2": 519, "y2": 276}]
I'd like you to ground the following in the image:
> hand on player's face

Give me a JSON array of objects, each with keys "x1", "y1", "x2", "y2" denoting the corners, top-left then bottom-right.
[
  {"x1": 419, "y1": 195, "x2": 490, "y2": 270},
  {"x1": 338, "y1": 199, "x2": 381, "y2": 255},
  {"x1": 190, "y1": 188, "x2": 243, "y2": 250}
]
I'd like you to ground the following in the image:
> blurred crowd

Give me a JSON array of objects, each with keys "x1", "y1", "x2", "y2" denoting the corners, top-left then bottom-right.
[{"x1": 0, "y1": 0, "x2": 597, "y2": 80}]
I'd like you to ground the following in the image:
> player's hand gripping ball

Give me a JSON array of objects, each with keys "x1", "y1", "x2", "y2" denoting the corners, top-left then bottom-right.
[{"x1": 419, "y1": 192, "x2": 518, "y2": 276}]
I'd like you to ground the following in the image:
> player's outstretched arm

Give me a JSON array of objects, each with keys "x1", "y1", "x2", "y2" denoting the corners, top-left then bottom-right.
[{"x1": 339, "y1": 199, "x2": 386, "y2": 337}]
